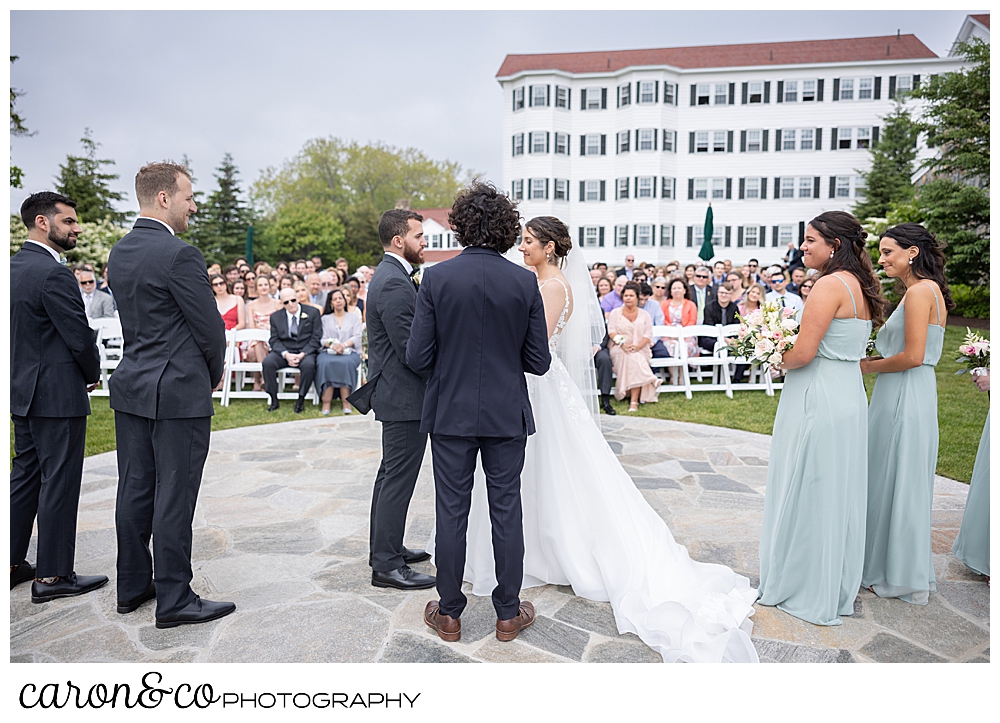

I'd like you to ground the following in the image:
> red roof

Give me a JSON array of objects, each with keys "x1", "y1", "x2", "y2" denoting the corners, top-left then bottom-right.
[
  {"x1": 971, "y1": 13, "x2": 990, "y2": 28},
  {"x1": 496, "y1": 34, "x2": 938, "y2": 77},
  {"x1": 412, "y1": 207, "x2": 453, "y2": 230}
]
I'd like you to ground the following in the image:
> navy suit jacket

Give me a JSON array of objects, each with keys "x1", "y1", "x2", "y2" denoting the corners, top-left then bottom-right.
[
  {"x1": 405, "y1": 246, "x2": 550, "y2": 437},
  {"x1": 10, "y1": 243, "x2": 100, "y2": 417},
  {"x1": 107, "y1": 219, "x2": 226, "y2": 419}
]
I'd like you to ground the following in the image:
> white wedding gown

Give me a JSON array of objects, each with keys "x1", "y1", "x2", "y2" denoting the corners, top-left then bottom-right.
[{"x1": 429, "y1": 278, "x2": 759, "y2": 663}]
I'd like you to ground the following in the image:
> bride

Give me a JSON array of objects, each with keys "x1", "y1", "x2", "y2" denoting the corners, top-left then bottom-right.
[{"x1": 430, "y1": 216, "x2": 759, "y2": 663}]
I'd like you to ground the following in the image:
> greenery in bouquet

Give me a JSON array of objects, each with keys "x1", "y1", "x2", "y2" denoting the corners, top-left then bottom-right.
[
  {"x1": 729, "y1": 301, "x2": 799, "y2": 367},
  {"x1": 866, "y1": 326, "x2": 880, "y2": 357},
  {"x1": 955, "y1": 328, "x2": 989, "y2": 375}
]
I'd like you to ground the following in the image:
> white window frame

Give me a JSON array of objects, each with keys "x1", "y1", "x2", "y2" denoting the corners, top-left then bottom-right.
[
  {"x1": 854, "y1": 175, "x2": 867, "y2": 199},
  {"x1": 839, "y1": 78, "x2": 854, "y2": 101},
  {"x1": 784, "y1": 80, "x2": 798, "y2": 102},
  {"x1": 554, "y1": 133, "x2": 569, "y2": 155},
  {"x1": 638, "y1": 128, "x2": 654, "y2": 151},
  {"x1": 748, "y1": 81, "x2": 763, "y2": 103},
  {"x1": 778, "y1": 225, "x2": 794, "y2": 247},
  {"x1": 513, "y1": 86, "x2": 525, "y2": 110},
  {"x1": 858, "y1": 77, "x2": 873, "y2": 100},
  {"x1": 637, "y1": 176, "x2": 654, "y2": 198},
  {"x1": 532, "y1": 85, "x2": 548, "y2": 108},
  {"x1": 429, "y1": 233, "x2": 442, "y2": 249},
  {"x1": 659, "y1": 225, "x2": 674, "y2": 247},
  {"x1": 782, "y1": 129, "x2": 797, "y2": 151},
  {"x1": 615, "y1": 225, "x2": 629, "y2": 247},
  {"x1": 585, "y1": 88, "x2": 602, "y2": 110},
  {"x1": 513, "y1": 133, "x2": 524, "y2": 156},
  {"x1": 835, "y1": 176, "x2": 851, "y2": 198},
  {"x1": 530, "y1": 132, "x2": 546, "y2": 154},
  {"x1": 583, "y1": 226, "x2": 600, "y2": 247},
  {"x1": 798, "y1": 177, "x2": 813, "y2": 199},
  {"x1": 696, "y1": 83, "x2": 710, "y2": 105},
  {"x1": 799, "y1": 128, "x2": 814, "y2": 151},
  {"x1": 511, "y1": 179, "x2": 524, "y2": 201},
  {"x1": 696, "y1": 132, "x2": 709, "y2": 153},
  {"x1": 780, "y1": 177, "x2": 795, "y2": 199},
  {"x1": 801, "y1": 79, "x2": 817, "y2": 101},
  {"x1": 663, "y1": 83, "x2": 675, "y2": 105},
  {"x1": 711, "y1": 178, "x2": 726, "y2": 200},
  {"x1": 554, "y1": 178, "x2": 569, "y2": 201},
  {"x1": 617, "y1": 132, "x2": 630, "y2": 154},
  {"x1": 856, "y1": 126, "x2": 872, "y2": 149},
  {"x1": 530, "y1": 178, "x2": 547, "y2": 200},
  {"x1": 695, "y1": 226, "x2": 723, "y2": 247},
  {"x1": 746, "y1": 129, "x2": 762, "y2": 152},
  {"x1": 743, "y1": 225, "x2": 759, "y2": 247},
  {"x1": 618, "y1": 83, "x2": 631, "y2": 106},
  {"x1": 585, "y1": 180, "x2": 600, "y2": 202},
  {"x1": 636, "y1": 224, "x2": 653, "y2": 246},
  {"x1": 662, "y1": 129, "x2": 675, "y2": 152},
  {"x1": 616, "y1": 177, "x2": 630, "y2": 200},
  {"x1": 661, "y1": 177, "x2": 675, "y2": 199},
  {"x1": 895, "y1": 75, "x2": 912, "y2": 95},
  {"x1": 639, "y1": 81, "x2": 655, "y2": 104},
  {"x1": 585, "y1": 134, "x2": 601, "y2": 155},
  {"x1": 694, "y1": 179, "x2": 708, "y2": 200},
  {"x1": 554, "y1": 85, "x2": 569, "y2": 108},
  {"x1": 745, "y1": 177, "x2": 760, "y2": 199},
  {"x1": 712, "y1": 131, "x2": 726, "y2": 153},
  {"x1": 714, "y1": 83, "x2": 728, "y2": 105},
  {"x1": 838, "y1": 127, "x2": 853, "y2": 150}
]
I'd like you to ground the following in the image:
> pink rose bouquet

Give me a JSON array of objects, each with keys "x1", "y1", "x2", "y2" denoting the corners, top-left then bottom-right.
[
  {"x1": 729, "y1": 301, "x2": 799, "y2": 367},
  {"x1": 956, "y1": 328, "x2": 990, "y2": 376}
]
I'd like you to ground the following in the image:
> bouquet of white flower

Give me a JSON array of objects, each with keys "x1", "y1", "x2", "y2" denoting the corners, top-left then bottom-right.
[
  {"x1": 955, "y1": 328, "x2": 990, "y2": 376},
  {"x1": 729, "y1": 301, "x2": 799, "y2": 367}
]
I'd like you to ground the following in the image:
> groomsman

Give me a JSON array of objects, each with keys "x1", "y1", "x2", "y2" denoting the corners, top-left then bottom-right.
[
  {"x1": 10, "y1": 192, "x2": 106, "y2": 601},
  {"x1": 107, "y1": 162, "x2": 234, "y2": 628}
]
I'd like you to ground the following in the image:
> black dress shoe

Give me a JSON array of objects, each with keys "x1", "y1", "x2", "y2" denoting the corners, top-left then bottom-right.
[
  {"x1": 294, "y1": 397, "x2": 305, "y2": 414},
  {"x1": 117, "y1": 582, "x2": 156, "y2": 614},
  {"x1": 402, "y1": 547, "x2": 431, "y2": 564},
  {"x1": 155, "y1": 597, "x2": 236, "y2": 629},
  {"x1": 267, "y1": 398, "x2": 280, "y2": 412},
  {"x1": 601, "y1": 401, "x2": 617, "y2": 416},
  {"x1": 11, "y1": 561, "x2": 35, "y2": 589},
  {"x1": 31, "y1": 573, "x2": 109, "y2": 603},
  {"x1": 371, "y1": 565, "x2": 436, "y2": 590}
]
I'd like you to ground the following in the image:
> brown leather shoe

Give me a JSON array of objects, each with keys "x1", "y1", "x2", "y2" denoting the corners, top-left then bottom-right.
[
  {"x1": 496, "y1": 600, "x2": 535, "y2": 642},
  {"x1": 424, "y1": 600, "x2": 460, "y2": 642}
]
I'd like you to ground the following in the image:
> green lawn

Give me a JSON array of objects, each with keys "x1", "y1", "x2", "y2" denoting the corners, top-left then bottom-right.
[
  {"x1": 10, "y1": 326, "x2": 989, "y2": 483},
  {"x1": 608, "y1": 324, "x2": 989, "y2": 483}
]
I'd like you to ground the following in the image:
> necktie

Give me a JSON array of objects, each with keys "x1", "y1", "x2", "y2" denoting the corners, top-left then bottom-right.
[
  {"x1": 290, "y1": 314, "x2": 299, "y2": 337},
  {"x1": 780, "y1": 296, "x2": 786, "y2": 308},
  {"x1": 697, "y1": 289, "x2": 705, "y2": 323}
]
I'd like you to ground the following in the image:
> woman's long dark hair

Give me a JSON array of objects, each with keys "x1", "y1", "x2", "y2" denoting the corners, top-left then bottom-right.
[
  {"x1": 322, "y1": 287, "x2": 349, "y2": 315},
  {"x1": 808, "y1": 211, "x2": 886, "y2": 328},
  {"x1": 880, "y1": 223, "x2": 956, "y2": 311}
]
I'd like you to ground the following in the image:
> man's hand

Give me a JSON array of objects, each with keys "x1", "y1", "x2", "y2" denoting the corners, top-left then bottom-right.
[
  {"x1": 286, "y1": 352, "x2": 304, "y2": 367},
  {"x1": 86, "y1": 383, "x2": 100, "y2": 393}
]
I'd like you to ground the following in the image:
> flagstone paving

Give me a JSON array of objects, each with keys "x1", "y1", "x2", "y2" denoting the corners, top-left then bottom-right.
[{"x1": 10, "y1": 414, "x2": 989, "y2": 664}]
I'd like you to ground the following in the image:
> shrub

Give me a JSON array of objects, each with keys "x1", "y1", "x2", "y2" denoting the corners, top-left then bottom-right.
[{"x1": 950, "y1": 284, "x2": 990, "y2": 319}]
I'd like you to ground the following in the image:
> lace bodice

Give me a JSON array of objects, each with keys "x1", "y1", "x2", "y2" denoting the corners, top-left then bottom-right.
[{"x1": 539, "y1": 276, "x2": 571, "y2": 351}]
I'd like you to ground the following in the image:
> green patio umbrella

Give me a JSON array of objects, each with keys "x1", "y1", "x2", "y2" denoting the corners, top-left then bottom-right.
[
  {"x1": 698, "y1": 205, "x2": 715, "y2": 262},
  {"x1": 245, "y1": 224, "x2": 254, "y2": 266}
]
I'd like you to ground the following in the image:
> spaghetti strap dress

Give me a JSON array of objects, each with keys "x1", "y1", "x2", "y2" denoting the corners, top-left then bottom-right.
[{"x1": 952, "y1": 413, "x2": 990, "y2": 577}]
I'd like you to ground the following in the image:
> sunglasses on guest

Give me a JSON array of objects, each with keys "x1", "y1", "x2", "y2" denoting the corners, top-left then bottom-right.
[
  {"x1": 282, "y1": 299, "x2": 297, "y2": 305},
  {"x1": 695, "y1": 274, "x2": 710, "y2": 279}
]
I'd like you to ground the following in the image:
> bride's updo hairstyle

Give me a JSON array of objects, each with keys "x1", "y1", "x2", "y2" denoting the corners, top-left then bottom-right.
[
  {"x1": 880, "y1": 223, "x2": 955, "y2": 310},
  {"x1": 449, "y1": 181, "x2": 522, "y2": 254},
  {"x1": 525, "y1": 216, "x2": 573, "y2": 267},
  {"x1": 808, "y1": 210, "x2": 885, "y2": 328}
]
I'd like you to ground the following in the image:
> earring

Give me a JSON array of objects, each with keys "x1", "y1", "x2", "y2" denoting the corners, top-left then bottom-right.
[
  {"x1": 830, "y1": 251, "x2": 834, "y2": 258},
  {"x1": 908, "y1": 258, "x2": 913, "y2": 266}
]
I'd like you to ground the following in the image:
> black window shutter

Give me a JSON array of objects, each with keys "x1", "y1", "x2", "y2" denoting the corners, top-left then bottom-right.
[
  {"x1": 888, "y1": 76, "x2": 896, "y2": 99},
  {"x1": 634, "y1": 177, "x2": 638, "y2": 197},
  {"x1": 512, "y1": 89, "x2": 516, "y2": 112},
  {"x1": 776, "y1": 80, "x2": 784, "y2": 103},
  {"x1": 872, "y1": 126, "x2": 880, "y2": 145},
  {"x1": 728, "y1": 83, "x2": 735, "y2": 105},
  {"x1": 527, "y1": 132, "x2": 532, "y2": 155},
  {"x1": 773, "y1": 177, "x2": 781, "y2": 198},
  {"x1": 813, "y1": 176, "x2": 820, "y2": 199},
  {"x1": 739, "y1": 177, "x2": 745, "y2": 199},
  {"x1": 528, "y1": 85, "x2": 533, "y2": 107},
  {"x1": 581, "y1": 88, "x2": 587, "y2": 109},
  {"x1": 687, "y1": 226, "x2": 694, "y2": 247},
  {"x1": 511, "y1": 136, "x2": 515, "y2": 157},
  {"x1": 616, "y1": 86, "x2": 621, "y2": 108},
  {"x1": 774, "y1": 129, "x2": 782, "y2": 152},
  {"x1": 760, "y1": 177, "x2": 767, "y2": 199},
  {"x1": 772, "y1": 226, "x2": 779, "y2": 247},
  {"x1": 633, "y1": 224, "x2": 637, "y2": 245},
  {"x1": 815, "y1": 127, "x2": 823, "y2": 150},
  {"x1": 817, "y1": 78, "x2": 825, "y2": 101},
  {"x1": 874, "y1": 77, "x2": 881, "y2": 100},
  {"x1": 547, "y1": 85, "x2": 551, "y2": 106},
  {"x1": 832, "y1": 78, "x2": 839, "y2": 101},
  {"x1": 762, "y1": 129, "x2": 769, "y2": 152},
  {"x1": 689, "y1": 131, "x2": 695, "y2": 153},
  {"x1": 566, "y1": 88, "x2": 571, "y2": 110},
  {"x1": 726, "y1": 178, "x2": 732, "y2": 200},
  {"x1": 690, "y1": 84, "x2": 697, "y2": 106},
  {"x1": 627, "y1": 130, "x2": 631, "y2": 151},
  {"x1": 601, "y1": 88, "x2": 607, "y2": 109},
  {"x1": 600, "y1": 180, "x2": 606, "y2": 201},
  {"x1": 654, "y1": 131, "x2": 658, "y2": 151},
  {"x1": 636, "y1": 81, "x2": 641, "y2": 102},
  {"x1": 764, "y1": 81, "x2": 771, "y2": 103},
  {"x1": 725, "y1": 226, "x2": 732, "y2": 247},
  {"x1": 760, "y1": 226, "x2": 766, "y2": 246},
  {"x1": 578, "y1": 227, "x2": 584, "y2": 247},
  {"x1": 615, "y1": 132, "x2": 620, "y2": 154},
  {"x1": 580, "y1": 135, "x2": 586, "y2": 156},
  {"x1": 913, "y1": 74, "x2": 920, "y2": 88},
  {"x1": 688, "y1": 178, "x2": 694, "y2": 200},
  {"x1": 655, "y1": 81, "x2": 659, "y2": 102},
  {"x1": 599, "y1": 227, "x2": 604, "y2": 247},
  {"x1": 831, "y1": 127, "x2": 838, "y2": 150},
  {"x1": 727, "y1": 130, "x2": 734, "y2": 153},
  {"x1": 829, "y1": 176, "x2": 836, "y2": 199},
  {"x1": 740, "y1": 130, "x2": 747, "y2": 152},
  {"x1": 614, "y1": 180, "x2": 619, "y2": 201},
  {"x1": 579, "y1": 180, "x2": 586, "y2": 202},
  {"x1": 741, "y1": 82, "x2": 748, "y2": 104},
  {"x1": 652, "y1": 177, "x2": 657, "y2": 198},
  {"x1": 546, "y1": 132, "x2": 550, "y2": 153},
  {"x1": 600, "y1": 135, "x2": 606, "y2": 155},
  {"x1": 798, "y1": 221, "x2": 805, "y2": 246},
  {"x1": 545, "y1": 178, "x2": 549, "y2": 200},
  {"x1": 738, "y1": 227, "x2": 744, "y2": 247}
]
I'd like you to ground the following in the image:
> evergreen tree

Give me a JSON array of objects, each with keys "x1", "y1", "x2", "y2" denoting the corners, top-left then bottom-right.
[
  {"x1": 853, "y1": 102, "x2": 919, "y2": 220},
  {"x1": 196, "y1": 153, "x2": 252, "y2": 265},
  {"x1": 54, "y1": 128, "x2": 128, "y2": 224},
  {"x1": 10, "y1": 56, "x2": 33, "y2": 189}
]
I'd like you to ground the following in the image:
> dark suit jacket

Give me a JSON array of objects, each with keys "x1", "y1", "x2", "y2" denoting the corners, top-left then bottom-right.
[
  {"x1": 362, "y1": 255, "x2": 426, "y2": 422},
  {"x1": 687, "y1": 284, "x2": 717, "y2": 310},
  {"x1": 10, "y1": 243, "x2": 100, "y2": 417},
  {"x1": 107, "y1": 218, "x2": 225, "y2": 419},
  {"x1": 405, "y1": 246, "x2": 550, "y2": 437},
  {"x1": 704, "y1": 299, "x2": 739, "y2": 327},
  {"x1": 615, "y1": 267, "x2": 634, "y2": 279},
  {"x1": 268, "y1": 305, "x2": 322, "y2": 356}
]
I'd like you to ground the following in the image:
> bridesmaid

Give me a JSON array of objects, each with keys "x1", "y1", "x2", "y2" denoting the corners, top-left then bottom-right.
[
  {"x1": 758, "y1": 211, "x2": 884, "y2": 626},
  {"x1": 860, "y1": 223, "x2": 952, "y2": 604},
  {"x1": 952, "y1": 370, "x2": 990, "y2": 581}
]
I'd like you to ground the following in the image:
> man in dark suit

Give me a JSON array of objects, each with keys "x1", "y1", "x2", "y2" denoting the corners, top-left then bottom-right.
[
  {"x1": 594, "y1": 331, "x2": 616, "y2": 416},
  {"x1": 700, "y1": 282, "x2": 740, "y2": 354},
  {"x1": 348, "y1": 209, "x2": 435, "y2": 591},
  {"x1": 407, "y1": 182, "x2": 550, "y2": 643},
  {"x1": 615, "y1": 254, "x2": 636, "y2": 280},
  {"x1": 10, "y1": 192, "x2": 107, "y2": 600},
  {"x1": 107, "y1": 162, "x2": 234, "y2": 628},
  {"x1": 262, "y1": 287, "x2": 322, "y2": 413},
  {"x1": 686, "y1": 265, "x2": 717, "y2": 325}
]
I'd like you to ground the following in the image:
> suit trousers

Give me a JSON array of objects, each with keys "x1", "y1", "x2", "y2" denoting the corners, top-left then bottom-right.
[
  {"x1": 114, "y1": 411, "x2": 211, "y2": 618},
  {"x1": 594, "y1": 347, "x2": 613, "y2": 396},
  {"x1": 370, "y1": 420, "x2": 427, "y2": 572},
  {"x1": 430, "y1": 433, "x2": 527, "y2": 620},
  {"x1": 262, "y1": 350, "x2": 317, "y2": 399},
  {"x1": 10, "y1": 415, "x2": 87, "y2": 577}
]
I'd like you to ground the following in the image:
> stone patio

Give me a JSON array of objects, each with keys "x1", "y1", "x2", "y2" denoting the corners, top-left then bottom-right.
[{"x1": 10, "y1": 414, "x2": 989, "y2": 664}]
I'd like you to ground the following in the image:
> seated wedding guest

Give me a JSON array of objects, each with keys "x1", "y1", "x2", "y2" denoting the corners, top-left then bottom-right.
[
  {"x1": 318, "y1": 270, "x2": 336, "y2": 296},
  {"x1": 212, "y1": 273, "x2": 245, "y2": 333},
  {"x1": 275, "y1": 261, "x2": 289, "y2": 276},
  {"x1": 305, "y1": 273, "x2": 327, "y2": 307},
  {"x1": 723, "y1": 259, "x2": 733, "y2": 274},
  {"x1": 207, "y1": 263, "x2": 222, "y2": 277},
  {"x1": 787, "y1": 267, "x2": 807, "y2": 296},
  {"x1": 79, "y1": 269, "x2": 116, "y2": 319},
  {"x1": 231, "y1": 278, "x2": 247, "y2": 305},
  {"x1": 615, "y1": 254, "x2": 637, "y2": 280},
  {"x1": 304, "y1": 259, "x2": 316, "y2": 274},
  {"x1": 596, "y1": 277, "x2": 613, "y2": 304},
  {"x1": 633, "y1": 270, "x2": 647, "y2": 286},
  {"x1": 245, "y1": 276, "x2": 281, "y2": 391},
  {"x1": 600, "y1": 274, "x2": 627, "y2": 314},
  {"x1": 294, "y1": 259, "x2": 307, "y2": 276},
  {"x1": 700, "y1": 282, "x2": 739, "y2": 354},
  {"x1": 224, "y1": 264, "x2": 241, "y2": 285},
  {"x1": 242, "y1": 271, "x2": 258, "y2": 301},
  {"x1": 590, "y1": 268, "x2": 604, "y2": 287},
  {"x1": 638, "y1": 282, "x2": 669, "y2": 358},
  {"x1": 798, "y1": 277, "x2": 815, "y2": 302},
  {"x1": 316, "y1": 288, "x2": 363, "y2": 415},
  {"x1": 726, "y1": 271, "x2": 746, "y2": 305},
  {"x1": 651, "y1": 276, "x2": 669, "y2": 311},
  {"x1": 663, "y1": 277, "x2": 699, "y2": 359},
  {"x1": 683, "y1": 264, "x2": 696, "y2": 284},
  {"x1": 745, "y1": 258, "x2": 764, "y2": 285},
  {"x1": 687, "y1": 266, "x2": 717, "y2": 324},
  {"x1": 664, "y1": 261, "x2": 679, "y2": 276},
  {"x1": 262, "y1": 288, "x2": 322, "y2": 413},
  {"x1": 334, "y1": 257, "x2": 349, "y2": 276},
  {"x1": 608, "y1": 282, "x2": 661, "y2": 412},
  {"x1": 593, "y1": 261, "x2": 608, "y2": 272},
  {"x1": 294, "y1": 280, "x2": 323, "y2": 313},
  {"x1": 711, "y1": 260, "x2": 727, "y2": 287},
  {"x1": 603, "y1": 269, "x2": 617, "y2": 285},
  {"x1": 267, "y1": 275, "x2": 279, "y2": 299},
  {"x1": 738, "y1": 283, "x2": 766, "y2": 317},
  {"x1": 279, "y1": 274, "x2": 297, "y2": 291},
  {"x1": 765, "y1": 266, "x2": 804, "y2": 312},
  {"x1": 343, "y1": 280, "x2": 365, "y2": 321}
]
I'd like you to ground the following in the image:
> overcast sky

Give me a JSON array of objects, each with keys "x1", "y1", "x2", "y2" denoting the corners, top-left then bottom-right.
[{"x1": 9, "y1": 9, "x2": 983, "y2": 216}]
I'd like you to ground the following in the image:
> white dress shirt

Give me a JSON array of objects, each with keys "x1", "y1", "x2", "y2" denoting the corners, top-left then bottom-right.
[
  {"x1": 766, "y1": 290, "x2": 804, "y2": 312},
  {"x1": 384, "y1": 251, "x2": 412, "y2": 275},
  {"x1": 81, "y1": 288, "x2": 97, "y2": 316}
]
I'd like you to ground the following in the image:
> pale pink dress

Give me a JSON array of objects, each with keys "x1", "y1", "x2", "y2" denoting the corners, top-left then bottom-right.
[{"x1": 608, "y1": 306, "x2": 661, "y2": 403}]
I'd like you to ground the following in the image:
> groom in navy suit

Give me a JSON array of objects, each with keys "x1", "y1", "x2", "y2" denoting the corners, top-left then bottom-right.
[{"x1": 406, "y1": 182, "x2": 550, "y2": 643}]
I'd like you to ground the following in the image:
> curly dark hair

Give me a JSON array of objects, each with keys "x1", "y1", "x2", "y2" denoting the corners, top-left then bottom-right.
[
  {"x1": 621, "y1": 281, "x2": 641, "y2": 301},
  {"x1": 525, "y1": 216, "x2": 573, "y2": 267},
  {"x1": 808, "y1": 211, "x2": 886, "y2": 328},
  {"x1": 880, "y1": 223, "x2": 956, "y2": 311},
  {"x1": 449, "y1": 181, "x2": 522, "y2": 253}
]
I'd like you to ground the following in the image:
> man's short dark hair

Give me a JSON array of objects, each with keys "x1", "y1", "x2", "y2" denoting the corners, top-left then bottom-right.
[
  {"x1": 135, "y1": 162, "x2": 190, "y2": 208},
  {"x1": 638, "y1": 282, "x2": 653, "y2": 298},
  {"x1": 449, "y1": 181, "x2": 521, "y2": 253},
  {"x1": 224, "y1": 265, "x2": 239, "y2": 274},
  {"x1": 20, "y1": 191, "x2": 76, "y2": 230},
  {"x1": 748, "y1": 258, "x2": 759, "y2": 265},
  {"x1": 378, "y1": 209, "x2": 424, "y2": 247}
]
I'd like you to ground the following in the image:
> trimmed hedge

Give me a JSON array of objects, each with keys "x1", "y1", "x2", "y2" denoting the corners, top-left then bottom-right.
[{"x1": 950, "y1": 284, "x2": 990, "y2": 319}]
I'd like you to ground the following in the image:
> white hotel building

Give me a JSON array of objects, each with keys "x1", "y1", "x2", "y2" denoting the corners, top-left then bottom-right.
[{"x1": 495, "y1": 29, "x2": 974, "y2": 267}]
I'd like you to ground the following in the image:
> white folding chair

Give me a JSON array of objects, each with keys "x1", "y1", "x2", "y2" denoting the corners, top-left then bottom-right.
[
  {"x1": 685, "y1": 324, "x2": 734, "y2": 397},
  {"x1": 650, "y1": 326, "x2": 694, "y2": 399},
  {"x1": 716, "y1": 323, "x2": 776, "y2": 395},
  {"x1": 89, "y1": 319, "x2": 123, "y2": 396},
  {"x1": 221, "y1": 329, "x2": 270, "y2": 405}
]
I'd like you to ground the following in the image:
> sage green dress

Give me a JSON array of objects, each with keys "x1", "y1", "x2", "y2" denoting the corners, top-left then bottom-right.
[
  {"x1": 862, "y1": 283, "x2": 945, "y2": 605},
  {"x1": 758, "y1": 276, "x2": 871, "y2": 626},
  {"x1": 952, "y1": 412, "x2": 990, "y2": 577}
]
